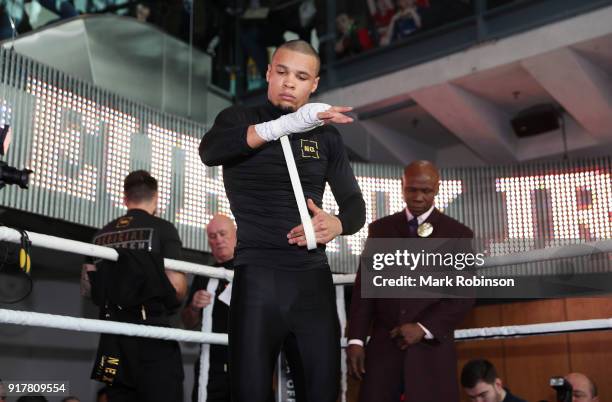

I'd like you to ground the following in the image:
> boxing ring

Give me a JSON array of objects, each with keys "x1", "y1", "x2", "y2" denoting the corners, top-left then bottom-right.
[{"x1": 1, "y1": 226, "x2": 611, "y2": 402}]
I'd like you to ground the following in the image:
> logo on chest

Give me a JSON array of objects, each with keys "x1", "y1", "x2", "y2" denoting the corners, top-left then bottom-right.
[
  {"x1": 116, "y1": 216, "x2": 133, "y2": 228},
  {"x1": 300, "y1": 139, "x2": 319, "y2": 159}
]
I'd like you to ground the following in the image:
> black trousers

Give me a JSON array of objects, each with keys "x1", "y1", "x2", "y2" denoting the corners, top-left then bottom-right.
[
  {"x1": 106, "y1": 337, "x2": 184, "y2": 402},
  {"x1": 229, "y1": 264, "x2": 340, "y2": 402}
]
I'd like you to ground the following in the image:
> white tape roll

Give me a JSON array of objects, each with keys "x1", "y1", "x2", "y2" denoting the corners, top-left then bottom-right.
[{"x1": 280, "y1": 135, "x2": 317, "y2": 250}]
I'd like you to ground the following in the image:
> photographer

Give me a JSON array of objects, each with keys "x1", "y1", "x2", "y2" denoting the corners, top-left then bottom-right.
[{"x1": 565, "y1": 373, "x2": 599, "y2": 402}]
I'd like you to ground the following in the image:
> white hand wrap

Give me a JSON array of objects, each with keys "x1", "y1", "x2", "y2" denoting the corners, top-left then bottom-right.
[{"x1": 254, "y1": 102, "x2": 331, "y2": 142}]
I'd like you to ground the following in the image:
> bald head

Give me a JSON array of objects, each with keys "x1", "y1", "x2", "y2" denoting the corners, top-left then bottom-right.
[
  {"x1": 403, "y1": 160, "x2": 440, "y2": 182},
  {"x1": 402, "y1": 160, "x2": 440, "y2": 216},
  {"x1": 207, "y1": 214, "x2": 237, "y2": 263},
  {"x1": 208, "y1": 214, "x2": 234, "y2": 229},
  {"x1": 565, "y1": 373, "x2": 598, "y2": 401}
]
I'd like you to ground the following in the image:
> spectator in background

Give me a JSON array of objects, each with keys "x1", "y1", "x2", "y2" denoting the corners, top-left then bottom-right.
[
  {"x1": 0, "y1": 0, "x2": 78, "y2": 41},
  {"x1": 240, "y1": 0, "x2": 317, "y2": 89},
  {"x1": 565, "y1": 372, "x2": 599, "y2": 402},
  {"x1": 135, "y1": 2, "x2": 151, "y2": 22},
  {"x1": 195, "y1": 0, "x2": 236, "y2": 91},
  {"x1": 37, "y1": 0, "x2": 78, "y2": 18},
  {"x1": 366, "y1": 0, "x2": 395, "y2": 45},
  {"x1": 0, "y1": 1, "x2": 29, "y2": 40},
  {"x1": 380, "y1": 0, "x2": 421, "y2": 45},
  {"x1": 461, "y1": 359, "x2": 527, "y2": 402},
  {"x1": 190, "y1": 0, "x2": 227, "y2": 53},
  {"x1": 335, "y1": 13, "x2": 373, "y2": 59},
  {"x1": 181, "y1": 214, "x2": 236, "y2": 402}
]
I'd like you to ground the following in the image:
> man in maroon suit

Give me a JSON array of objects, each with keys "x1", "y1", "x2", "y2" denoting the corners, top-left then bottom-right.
[{"x1": 347, "y1": 160, "x2": 474, "y2": 402}]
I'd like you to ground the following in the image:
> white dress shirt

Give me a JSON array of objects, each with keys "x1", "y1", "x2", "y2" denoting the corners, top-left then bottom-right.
[{"x1": 348, "y1": 206, "x2": 436, "y2": 347}]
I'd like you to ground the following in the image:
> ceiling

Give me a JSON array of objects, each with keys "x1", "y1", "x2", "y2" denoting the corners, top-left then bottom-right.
[{"x1": 321, "y1": 4, "x2": 612, "y2": 167}]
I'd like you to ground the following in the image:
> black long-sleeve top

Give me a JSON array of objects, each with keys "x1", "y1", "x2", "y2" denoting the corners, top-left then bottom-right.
[{"x1": 200, "y1": 101, "x2": 366, "y2": 270}]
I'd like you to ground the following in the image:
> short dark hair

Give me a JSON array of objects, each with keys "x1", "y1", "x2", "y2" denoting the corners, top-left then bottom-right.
[
  {"x1": 124, "y1": 170, "x2": 158, "y2": 203},
  {"x1": 461, "y1": 359, "x2": 498, "y2": 388},
  {"x1": 61, "y1": 397, "x2": 80, "y2": 402},
  {"x1": 273, "y1": 40, "x2": 321, "y2": 76}
]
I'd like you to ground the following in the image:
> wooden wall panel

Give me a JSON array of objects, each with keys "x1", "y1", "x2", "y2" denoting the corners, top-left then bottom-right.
[
  {"x1": 345, "y1": 297, "x2": 612, "y2": 402},
  {"x1": 566, "y1": 296, "x2": 612, "y2": 402},
  {"x1": 501, "y1": 300, "x2": 569, "y2": 402}
]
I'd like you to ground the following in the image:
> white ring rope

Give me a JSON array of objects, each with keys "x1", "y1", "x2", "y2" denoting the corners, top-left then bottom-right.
[
  {"x1": 0, "y1": 308, "x2": 228, "y2": 344},
  {"x1": 454, "y1": 317, "x2": 612, "y2": 340},
  {"x1": 1, "y1": 308, "x2": 610, "y2": 344},
  {"x1": 2, "y1": 227, "x2": 610, "y2": 283},
  {"x1": 484, "y1": 239, "x2": 612, "y2": 268},
  {"x1": 0, "y1": 227, "x2": 234, "y2": 281},
  {"x1": 280, "y1": 135, "x2": 317, "y2": 250}
]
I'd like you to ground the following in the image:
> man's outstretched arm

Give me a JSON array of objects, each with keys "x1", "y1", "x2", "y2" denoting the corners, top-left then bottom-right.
[{"x1": 200, "y1": 104, "x2": 353, "y2": 166}]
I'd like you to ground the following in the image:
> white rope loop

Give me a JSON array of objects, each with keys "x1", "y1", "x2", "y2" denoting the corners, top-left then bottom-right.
[{"x1": 279, "y1": 135, "x2": 317, "y2": 250}]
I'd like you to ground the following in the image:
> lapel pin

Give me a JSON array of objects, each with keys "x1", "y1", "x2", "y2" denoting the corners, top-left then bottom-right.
[{"x1": 417, "y1": 222, "x2": 433, "y2": 237}]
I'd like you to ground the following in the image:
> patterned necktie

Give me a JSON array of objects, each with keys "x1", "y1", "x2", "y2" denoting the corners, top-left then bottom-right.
[{"x1": 408, "y1": 217, "x2": 419, "y2": 237}]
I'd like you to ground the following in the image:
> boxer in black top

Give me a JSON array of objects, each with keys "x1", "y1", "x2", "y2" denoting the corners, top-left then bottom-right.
[{"x1": 200, "y1": 40, "x2": 366, "y2": 402}]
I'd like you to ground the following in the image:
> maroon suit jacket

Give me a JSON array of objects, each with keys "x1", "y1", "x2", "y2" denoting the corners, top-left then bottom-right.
[{"x1": 347, "y1": 209, "x2": 474, "y2": 401}]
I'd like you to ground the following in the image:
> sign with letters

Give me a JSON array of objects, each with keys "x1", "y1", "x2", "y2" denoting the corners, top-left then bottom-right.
[{"x1": 1, "y1": 51, "x2": 610, "y2": 273}]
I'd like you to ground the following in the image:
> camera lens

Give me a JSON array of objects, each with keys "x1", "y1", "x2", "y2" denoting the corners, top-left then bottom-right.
[{"x1": 0, "y1": 164, "x2": 33, "y2": 189}]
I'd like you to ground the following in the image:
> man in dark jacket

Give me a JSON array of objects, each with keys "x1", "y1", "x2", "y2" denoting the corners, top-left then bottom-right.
[{"x1": 347, "y1": 160, "x2": 474, "y2": 402}]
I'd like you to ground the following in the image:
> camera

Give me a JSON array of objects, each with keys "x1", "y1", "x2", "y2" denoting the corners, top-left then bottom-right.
[
  {"x1": 0, "y1": 124, "x2": 33, "y2": 190},
  {"x1": 550, "y1": 377, "x2": 572, "y2": 402}
]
